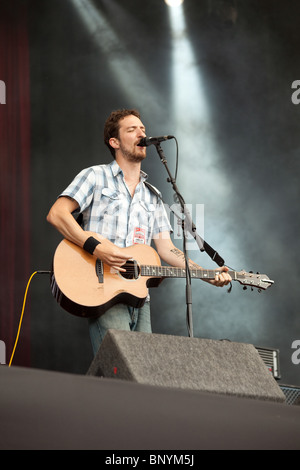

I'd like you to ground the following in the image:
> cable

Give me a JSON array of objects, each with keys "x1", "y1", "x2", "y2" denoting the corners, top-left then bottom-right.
[
  {"x1": 173, "y1": 136, "x2": 179, "y2": 181},
  {"x1": 8, "y1": 270, "x2": 51, "y2": 367}
]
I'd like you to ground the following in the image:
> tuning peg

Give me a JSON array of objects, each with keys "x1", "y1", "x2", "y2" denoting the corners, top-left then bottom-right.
[
  {"x1": 243, "y1": 286, "x2": 247, "y2": 290},
  {"x1": 258, "y1": 289, "x2": 261, "y2": 293}
]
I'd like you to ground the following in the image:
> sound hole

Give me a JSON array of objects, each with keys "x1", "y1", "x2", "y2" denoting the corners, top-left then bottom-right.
[{"x1": 120, "y1": 260, "x2": 140, "y2": 280}]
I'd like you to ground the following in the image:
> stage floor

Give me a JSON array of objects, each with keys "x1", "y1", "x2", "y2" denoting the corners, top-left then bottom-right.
[{"x1": 1, "y1": 366, "x2": 299, "y2": 450}]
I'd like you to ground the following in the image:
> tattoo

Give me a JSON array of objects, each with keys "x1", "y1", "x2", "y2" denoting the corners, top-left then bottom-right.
[
  {"x1": 170, "y1": 248, "x2": 199, "y2": 269},
  {"x1": 170, "y1": 248, "x2": 184, "y2": 259}
]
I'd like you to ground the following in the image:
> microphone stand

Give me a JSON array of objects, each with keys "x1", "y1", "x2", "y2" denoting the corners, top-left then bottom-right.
[{"x1": 154, "y1": 143, "x2": 195, "y2": 337}]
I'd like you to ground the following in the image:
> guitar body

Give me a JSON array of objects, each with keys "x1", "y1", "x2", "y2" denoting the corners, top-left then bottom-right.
[{"x1": 51, "y1": 240, "x2": 162, "y2": 318}]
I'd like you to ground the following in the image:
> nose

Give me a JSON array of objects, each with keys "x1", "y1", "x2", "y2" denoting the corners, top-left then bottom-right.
[{"x1": 139, "y1": 127, "x2": 146, "y2": 137}]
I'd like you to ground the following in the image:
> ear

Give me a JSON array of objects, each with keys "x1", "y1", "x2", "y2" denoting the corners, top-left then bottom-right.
[{"x1": 109, "y1": 137, "x2": 120, "y2": 150}]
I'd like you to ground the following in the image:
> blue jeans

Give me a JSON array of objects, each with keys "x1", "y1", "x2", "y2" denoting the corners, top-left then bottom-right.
[{"x1": 88, "y1": 302, "x2": 152, "y2": 355}]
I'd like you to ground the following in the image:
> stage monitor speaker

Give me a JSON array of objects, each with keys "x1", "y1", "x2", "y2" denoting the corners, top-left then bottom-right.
[{"x1": 87, "y1": 330, "x2": 285, "y2": 403}]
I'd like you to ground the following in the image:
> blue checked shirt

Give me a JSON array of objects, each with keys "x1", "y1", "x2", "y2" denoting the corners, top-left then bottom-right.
[{"x1": 59, "y1": 160, "x2": 172, "y2": 248}]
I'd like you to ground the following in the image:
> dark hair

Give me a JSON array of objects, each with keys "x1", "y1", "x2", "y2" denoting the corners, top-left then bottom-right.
[{"x1": 104, "y1": 108, "x2": 141, "y2": 158}]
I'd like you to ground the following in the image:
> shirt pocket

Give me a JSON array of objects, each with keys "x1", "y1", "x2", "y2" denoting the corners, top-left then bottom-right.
[
  {"x1": 96, "y1": 188, "x2": 122, "y2": 237},
  {"x1": 138, "y1": 201, "x2": 157, "y2": 239},
  {"x1": 99, "y1": 188, "x2": 121, "y2": 215}
]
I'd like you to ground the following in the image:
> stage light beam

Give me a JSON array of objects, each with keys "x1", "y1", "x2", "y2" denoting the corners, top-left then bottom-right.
[
  {"x1": 167, "y1": 4, "x2": 242, "y2": 268},
  {"x1": 165, "y1": 0, "x2": 184, "y2": 7},
  {"x1": 168, "y1": 4, "x2": 212, "y2": 166},
  {"x1": 70, "y1": 0, "x2": 163, "y2": 116}
]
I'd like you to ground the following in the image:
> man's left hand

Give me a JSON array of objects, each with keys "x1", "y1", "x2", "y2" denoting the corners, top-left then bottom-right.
[{"x1": 211, "y1": 266, "x2": 232, "y2": 287}]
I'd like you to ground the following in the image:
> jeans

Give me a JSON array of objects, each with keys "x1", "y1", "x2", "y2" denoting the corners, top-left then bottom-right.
[{"x1": 88, "y1": 302, "x2": 152, "y2": 355}]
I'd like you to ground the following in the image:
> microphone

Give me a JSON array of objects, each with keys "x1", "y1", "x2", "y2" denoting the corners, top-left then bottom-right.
[{"x1": 137, "y1": 135, "x2": 174, "y2": 147}]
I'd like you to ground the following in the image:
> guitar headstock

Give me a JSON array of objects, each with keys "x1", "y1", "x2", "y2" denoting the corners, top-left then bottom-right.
[{"x1": 236, "y1": 270, "x2": 274, "y2": 291}]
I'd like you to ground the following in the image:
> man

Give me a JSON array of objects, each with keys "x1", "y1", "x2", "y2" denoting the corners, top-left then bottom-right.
[{"x1": 47, "y1": 109, "x2": 231, "y2": 354}]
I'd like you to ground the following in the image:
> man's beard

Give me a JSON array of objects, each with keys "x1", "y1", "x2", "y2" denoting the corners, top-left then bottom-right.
[{"x1": 120, "y1": 144, "x2": 146, "y2": 163}]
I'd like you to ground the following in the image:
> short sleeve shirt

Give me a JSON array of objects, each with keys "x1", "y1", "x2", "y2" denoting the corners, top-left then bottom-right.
[{"x1": 59, "y1": 160, "x2": 172, "y2": 248}]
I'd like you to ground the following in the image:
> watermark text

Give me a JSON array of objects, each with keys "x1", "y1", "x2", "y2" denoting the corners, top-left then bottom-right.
[
  {"x1": 0, "y1": 80, "x2": 6, "y2": 104},
  {"x1": 291, "y1": 340, "x2": 300, "y2": 365},
  {"x1": 0, "y1": 340, "x2": 6, "y2": 364},
  {"x1": 291, "y1": 80, "x2": 300, "y2": 104}
]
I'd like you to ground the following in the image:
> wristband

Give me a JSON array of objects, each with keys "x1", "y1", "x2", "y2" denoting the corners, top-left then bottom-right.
[{"x1": 83, "y1": 236, "x2": 101, "y2": 255}]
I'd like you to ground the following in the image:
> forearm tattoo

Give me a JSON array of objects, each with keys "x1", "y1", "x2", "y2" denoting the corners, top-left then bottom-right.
[
  {"x1": 170, "y1": 248, "x2": 184, "y2": 259},
  {"x1": 170, "y1": 248, "x2": 199, "y2": 269}
]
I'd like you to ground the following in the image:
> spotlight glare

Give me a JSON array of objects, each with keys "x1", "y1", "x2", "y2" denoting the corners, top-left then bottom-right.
[{"x1": 164, "y1": 0, "x2": 184, "y2": 7}]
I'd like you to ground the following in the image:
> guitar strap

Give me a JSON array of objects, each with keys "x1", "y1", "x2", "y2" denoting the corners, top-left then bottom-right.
[{"x1": 144, "y1": 181, "x2": 225, "y2": 267}]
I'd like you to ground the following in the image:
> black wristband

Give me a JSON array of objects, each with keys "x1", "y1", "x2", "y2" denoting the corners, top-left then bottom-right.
[{"x1": 83, "y1": 236, "x2": 101, "y2": 255}]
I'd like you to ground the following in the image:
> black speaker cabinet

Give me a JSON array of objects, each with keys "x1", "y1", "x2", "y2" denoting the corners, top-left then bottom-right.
[{"x1": 87, "y1": 330, "x2": 285, "y2": 403}]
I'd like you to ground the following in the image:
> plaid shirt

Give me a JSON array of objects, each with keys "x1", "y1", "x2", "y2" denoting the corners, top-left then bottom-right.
[{"x1": 60, "y1": 160, "x2": 172, "y2": 247}]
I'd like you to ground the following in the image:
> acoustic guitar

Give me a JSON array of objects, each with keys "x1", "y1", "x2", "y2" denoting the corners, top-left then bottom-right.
[{"x1": 51, "y1": 238, "x2": 274, "y2": 318}]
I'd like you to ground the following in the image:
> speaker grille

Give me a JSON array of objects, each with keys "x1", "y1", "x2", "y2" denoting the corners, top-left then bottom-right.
[
  {"x1": 255, "y1": 346, "x2": 281, "y2": 379},
  {"x1": 280, "y1": 385, "x2": 300, "y2": 405}
]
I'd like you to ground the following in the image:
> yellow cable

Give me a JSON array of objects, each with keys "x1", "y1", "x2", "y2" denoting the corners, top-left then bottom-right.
[{"x1": 9, "y1": 271, "x2": 38, "y2": 367}]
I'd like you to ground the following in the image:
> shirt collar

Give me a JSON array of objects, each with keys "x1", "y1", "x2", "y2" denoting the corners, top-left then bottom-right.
[{"x1": 110, "y1": 160, "x2": 148, "y2": 181}]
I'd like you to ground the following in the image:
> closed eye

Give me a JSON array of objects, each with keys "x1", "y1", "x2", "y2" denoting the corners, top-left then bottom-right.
[{"x1": 127, "y1": 126, "x2": 146, "y2": 133}]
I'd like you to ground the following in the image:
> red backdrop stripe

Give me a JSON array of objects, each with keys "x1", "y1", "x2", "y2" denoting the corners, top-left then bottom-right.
[{"x1": 0, "y1": 1, "x2": 31, "y2": 366}]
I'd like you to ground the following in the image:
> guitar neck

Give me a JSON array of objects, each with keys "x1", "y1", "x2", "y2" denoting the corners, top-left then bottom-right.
[{"x1": 141, "y1": 265, "x2": 236, "y2": 281}]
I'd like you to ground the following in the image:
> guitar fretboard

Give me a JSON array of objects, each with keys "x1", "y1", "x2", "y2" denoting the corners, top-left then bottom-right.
[{"x1": 141, "y1": 265, "x2": 237, "y2": 281}]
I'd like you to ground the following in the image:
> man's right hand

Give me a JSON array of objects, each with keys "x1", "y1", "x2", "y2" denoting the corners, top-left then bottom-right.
[{"x1": 93, "y1": 237, "x2": 132, "y2": 272}]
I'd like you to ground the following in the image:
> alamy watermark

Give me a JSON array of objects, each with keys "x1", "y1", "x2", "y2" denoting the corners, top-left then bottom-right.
[
  {"x1": 0, "y1": 80, "x2": 6, "y2": 104},
  {"x1": 165, "y1": 203, "x2": 204, "y2": 251},
  {"x1": 291, "y1": 339, "x2": 300, "y2": 365},
  {"x1": 0, "y1": 340, "x2": 6, "y2": 365},
  {"x1": 291, "y1": 80, "x2": 300, "y2": 104}
]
